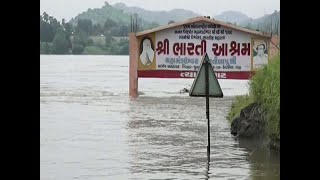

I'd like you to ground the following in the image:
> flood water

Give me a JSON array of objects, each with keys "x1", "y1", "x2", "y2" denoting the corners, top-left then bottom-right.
[{"x1": 40, "y1": 55, "x2": 279, "y2": 180}]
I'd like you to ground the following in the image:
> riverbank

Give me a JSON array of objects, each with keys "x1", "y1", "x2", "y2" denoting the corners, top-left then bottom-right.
[{"x1": 227, "y1": 54, "x2": 280, "y2": 151}]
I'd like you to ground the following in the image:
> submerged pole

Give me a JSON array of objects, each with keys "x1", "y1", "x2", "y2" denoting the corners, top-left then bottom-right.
[{"x1": 205, "y1": 58, "x2": 210, "y2": 160}]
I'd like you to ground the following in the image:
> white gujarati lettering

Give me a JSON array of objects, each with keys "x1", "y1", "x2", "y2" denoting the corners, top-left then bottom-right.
[
  {"x1": 181, "y1": 72, "x2": 226, "y2": 78},
  {"x1": 180, "y1": 72, "x2": 185, "y2": 77},
  {"x1": 180, "y1": 72, "x2": 197, "y2": 78},
  {"x1": 215, "y1": 73, "x2": 226, "y2": 79}
]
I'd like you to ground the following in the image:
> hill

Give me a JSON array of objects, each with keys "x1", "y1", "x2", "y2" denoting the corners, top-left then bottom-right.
[
  {"x1": 240, "y1": 10, "x2": 280, "y2": 33},
  {"x1": 213, "y1": 11, "x2": 250, "y2": 25},
  {"x1": 69, "y1": 1, "x2": 279, "y2": 33},
  {"x1": 113, "y1": 2, "x2": 201, "y2": 25},
  {"x1": 69, "y1": 2, "x2": 159, "y2": 30}
]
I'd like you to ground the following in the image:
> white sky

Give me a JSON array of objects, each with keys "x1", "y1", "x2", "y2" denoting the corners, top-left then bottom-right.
[{"x1": 40, "y1": 0, "x2": 280, "y2": 21}]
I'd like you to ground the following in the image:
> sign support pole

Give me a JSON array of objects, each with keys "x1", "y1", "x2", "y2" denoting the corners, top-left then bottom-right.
[
  {"x1": 205, "y1": 58, "x2": 210, "y2": 161},
  {"x1": 189, "y1": 53, "x2": 223, "y2": 161}
]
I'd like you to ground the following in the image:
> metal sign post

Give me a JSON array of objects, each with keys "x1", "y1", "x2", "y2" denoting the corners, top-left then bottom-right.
[
  {"x1": 205, "y1": 58, "x2": 210, "y2": 159},
  {"x1": 189, "y1": 53, "x2": 224, "y2": 161}
]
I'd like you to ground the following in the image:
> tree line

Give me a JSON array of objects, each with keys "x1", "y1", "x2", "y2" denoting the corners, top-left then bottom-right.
[{"x1": 40, "y1": 12, "x2": 130, "y2": 55}]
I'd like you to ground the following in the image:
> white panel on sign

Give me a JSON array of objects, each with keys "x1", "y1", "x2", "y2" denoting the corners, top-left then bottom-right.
[{"x1": 155, "y1": 22, "x2": 251, "y2": 72}]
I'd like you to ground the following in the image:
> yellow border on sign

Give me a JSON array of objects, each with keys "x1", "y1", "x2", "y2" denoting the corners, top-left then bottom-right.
[
  {"x1": 251, "y1": 38, "x2": 269, "y2": 72},
  {"x1": 138, "y1": 33, "x2": 156, "y2": 70}
]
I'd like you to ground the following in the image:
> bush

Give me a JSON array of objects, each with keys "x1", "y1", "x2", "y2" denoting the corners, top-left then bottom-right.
[
  {"x1": 228, "y1": 54, "x2": 280, "y2": 140},
  {"x1": 72, "y1": 44, "x2": 84, "y2": 54},
  {"x1": 250, "y1": 55, "x2": 280, "y2": 139},
  {"x1": 40, "y1": 42, "x2": 47, "y2": 54},
  {"x1": 226, "y1": 94, "x2": 254, "y2": 122},
  {"x1": 40, "y1": 42, "x2": 54, "y2": 54},
  {"x1": 87, "y1": 38, "x2": 94, "y2": 46}
]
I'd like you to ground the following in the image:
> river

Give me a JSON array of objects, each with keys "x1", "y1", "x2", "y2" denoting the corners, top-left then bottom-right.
[{"x1": 40, "y1": 55, "x2": 279, "y2": 180}]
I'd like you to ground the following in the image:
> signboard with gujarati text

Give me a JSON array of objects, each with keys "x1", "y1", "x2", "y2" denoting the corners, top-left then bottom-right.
[{"x1": 137, "y1": 21, "x2": 268, "y2": 79}]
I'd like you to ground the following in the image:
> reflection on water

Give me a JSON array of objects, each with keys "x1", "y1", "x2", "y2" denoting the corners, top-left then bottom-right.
[
  {"x1": 238, "y1": 138, "x2": 280, "y2": 180},
  {"x1": 40, "y1": 55, "x2": 279, "y2": 180},
  {"x1": 126, "y1": 96, "x2": 256, "y2": 179}
]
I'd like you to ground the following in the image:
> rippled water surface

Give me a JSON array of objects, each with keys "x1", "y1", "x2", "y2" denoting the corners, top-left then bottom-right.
[{"x1": 40, "y1": 55, "x2": 279, "y2": 180}]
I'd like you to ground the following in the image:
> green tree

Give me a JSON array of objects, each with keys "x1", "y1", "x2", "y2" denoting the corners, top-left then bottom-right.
[
  {"x1": 73, "y1": 30, "x2": 88, "y2": 47},
  {"x1": 43, "y1": 12, "x2": 49, "y2": 22},
  {"x1": 48, "y1": 16, "x2": 62, "y2": 35},
  {"x1": 120, "y1": 25, "x2": 129, "y2": 36},
  {"x1": 118, "y1": 38, "x2": 129, "y2": 55},
  {"x1": 40, "y1": 19, "x2": 54, "y2": 42},
  {"x1": 52, "y1": 30, "x2": 69, "y2": 54},
  {"x1": 40, "y1": 12, "x2": 74, "y2": 54},
  {"x1": 63, "y1": 22, "x2": 73, "y2": 52},
  {"x1": 72, "y1": 44, "x2": 84, "y2": 54},
  {"x1": 92, "y1": 23, "x2": 103, "y2": 35},
  {"x1": 104, "y1": 18, "x2": 117, "y2": 32},
  {"x1": 72, "y1": 30, "x2": 88, "y2": 54},
  {"x1": 64, "y1": 23, "x2": 74, "y2": 38},
  {"x1": 62, "y1": 18, "x2": 66, "y2": 27},
  {"x1": 40, "y1": 42, "x2": 53, "y2": 54},
  {"x1": 104, "y1": 31, "x2": 112, "y2": 45},
  {"x1": 49, "y1": 16, "x2": 54, "y2": 23},
  {"x1": 87, "y1": 38, "x2": 94, "y2": 46},
  {"x1": 77, "y1": 19, "x2": 92, "y2": 35}
]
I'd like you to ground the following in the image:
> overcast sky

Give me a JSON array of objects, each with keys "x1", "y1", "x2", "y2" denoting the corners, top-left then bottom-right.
[{"x1": 40, "y1": 0, "x2": 280, "y2": 21}]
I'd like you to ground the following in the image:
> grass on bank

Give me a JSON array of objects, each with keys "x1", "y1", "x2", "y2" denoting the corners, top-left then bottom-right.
[
  {"x1": 227, "y1": 54, "x2": 280, "y2": 140},
  {"x1": 226, "y1": 95, "x2": 254, "y2": 122}
]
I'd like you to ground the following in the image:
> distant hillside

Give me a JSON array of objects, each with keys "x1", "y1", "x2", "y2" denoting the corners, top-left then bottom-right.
[
  {"x1": 69, "y1": 1, "x2": 279, "y2": 34},
  {"x1": 69, "y1": 2, "x2": 159, "y2": 30},
  {"x1": 113, "y1": 2, "x2": 200, "y2": 25},
  {"x1": 240, "y1": 10, "x2": 280, "y2": 33},
  {"x1": 41, "y1": 1, "x2": 279, "y2": 55},
  {"x1": 211, "y1": 10, "x2": 279, "y2": 34},
  {"x1": 213, "y1": 11, "x2": 250, "y2": 25}
]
